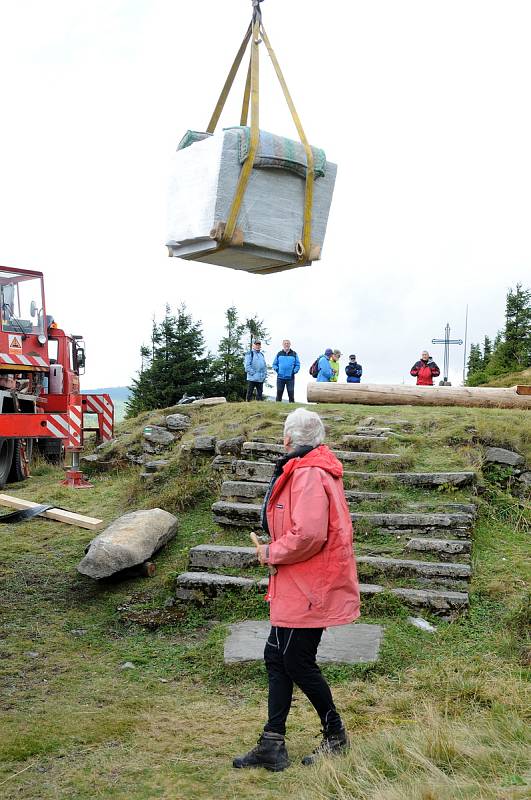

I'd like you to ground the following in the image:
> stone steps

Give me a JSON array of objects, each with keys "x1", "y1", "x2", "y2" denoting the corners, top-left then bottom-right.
[
  {"x1": 173, "y1": 570, "x2": 468, "y2": 616},
  {"x1": 357, "y1": 555, "x2": 471, "y2": 581},
  {"x1": 344, "y1": 471, "x2": 476, "y2": 487},
  {"x1": 341, "y1": 435, "x2": 391, "y2": 452}
]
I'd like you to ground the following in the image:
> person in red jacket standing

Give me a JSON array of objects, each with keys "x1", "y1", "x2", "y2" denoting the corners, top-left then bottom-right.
[
  {"x1": 410, "y1": 350, "x2": 441, "y2": 385},
  {"x1": 233, "y1": 408, "x2": 360, "y2": 772}
]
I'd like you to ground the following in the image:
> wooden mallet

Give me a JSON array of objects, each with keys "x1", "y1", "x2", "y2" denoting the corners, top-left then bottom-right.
[{"x1": 250, "y1": 532, "x2": 277, "y2": 575}]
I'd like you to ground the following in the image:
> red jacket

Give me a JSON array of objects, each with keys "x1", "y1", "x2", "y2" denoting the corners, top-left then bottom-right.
[
  {"x1": 265, "y1": 445, "x2": 361, "y2": 628},
  {"x1": 410, "y1": 359, "x2": 440, "y2": 385}
]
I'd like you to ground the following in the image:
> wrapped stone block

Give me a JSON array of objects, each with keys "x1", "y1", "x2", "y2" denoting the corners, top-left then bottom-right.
[{"x1": 166, "y1": 127, "x2": 337, "y2": 274}]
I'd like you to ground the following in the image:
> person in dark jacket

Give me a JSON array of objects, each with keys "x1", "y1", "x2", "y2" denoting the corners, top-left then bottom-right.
[
  {"x1": 410, "y1": 351, "x2": 440, "y2": 385},
  {"x1": 345, "y1": 354, "x2": 363, "y2": 383},
  {"x1": 272, "y1": 339, "x2": 300, "y2": 402}
]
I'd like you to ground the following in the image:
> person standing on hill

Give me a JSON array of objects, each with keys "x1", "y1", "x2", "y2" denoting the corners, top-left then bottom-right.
[
  {"x1": 410, "y1": 350, "x2": 440, "y2": 385},
  {"x1": 272, "y1": 339, "x2": 300, "y2": 403},
  {"x1": 316, "y1": 348, "x2": 334, "y2": 382},
  {"x1": 330, "y1": 349, "x2": 341, "y2": 382},
  {"x1": 244, "y1": 340, "x2": 267, "y2": 400},
  {"x1": 345, "y1": 354, "x2": 363, "y2": 383}
]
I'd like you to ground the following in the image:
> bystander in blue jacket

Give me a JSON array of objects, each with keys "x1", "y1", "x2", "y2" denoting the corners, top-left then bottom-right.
[
  {"x1": 244, "y1": 341, "x2": 267, "y2": 401},
  {"x1": 272, "y1": 339, "x2": 300, "y2": 402},
  {"x1": 317, "y1": 349, "x2": 334, "y2": 382}
]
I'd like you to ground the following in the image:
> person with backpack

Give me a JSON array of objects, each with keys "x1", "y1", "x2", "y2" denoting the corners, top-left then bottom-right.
[
  {"x1": 272, "y1": 339, "x2": 300, "y2": 402},
  {"x1": 244, "y1": 340, "x2": 267, "y2": 400},
  {"x1": 410, "y1": 350, "x2": 440, "y2": 386},
  {"x1": 345, "y1": 354, "x2": 363, "y2": 383},
  {"x1": 309, "y1": 348, "x2": 334, "y2": 382}
]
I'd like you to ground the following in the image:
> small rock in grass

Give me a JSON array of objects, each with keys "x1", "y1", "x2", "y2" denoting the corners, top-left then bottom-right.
[
  {"x1": 26, "y1": 651, "x2": 39, "y2": 658},
  {"x1": 120, "y1": 661, "x2": 135, "y2": 670},
  {"x1": 407, "y1": 616, "x2": 437, "y2": 633},
  {"x1": 70, "y1": 629, "x2": 87, "y2": 636}
]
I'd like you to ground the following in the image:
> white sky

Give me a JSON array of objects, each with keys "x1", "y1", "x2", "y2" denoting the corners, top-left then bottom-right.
[{"x1": 1, "y1": 0, "x2": 529, "y2": 400}]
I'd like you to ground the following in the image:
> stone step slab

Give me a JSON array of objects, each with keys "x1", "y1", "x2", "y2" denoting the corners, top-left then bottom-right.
[
  {"x1": 341, "y1": 435, "x2": 391, "y2": 451},
  {"x1": 351, "y1": 512, "x2": 473, "y2": 530},
  {"x1": 233, "y1": 460, "x2": 274, "y2": 483},
  {"x1": 189, "y1": 545, "x2": 472, "y2": 578},
  {"x1": 344, "y1": 471, "x2": 476, "y2": 487},
  {"x1": 213, "y1": 502, "x2": 473, "y2": 532},
  {"x1": 220, "y1": 481, "x2": 269, "y2": 502},
  {"x1": 224, "y1": 621, "x2": 383, "y2": 665},
  {"x1": 174, "y1": 571, "x2": 468, "y2": 616},
  {"x1": 357, "y1": 555, "x2": 471, "y2": 581},
  {"x1": 212, "y1": 501, "x2": 261, "y2": 526},
  {"x1": 404, "y1": 538, "x2": 471, "y2": 558},
  {"x1": 241, "y1": 442, "x2": 401, "y2": 464}
]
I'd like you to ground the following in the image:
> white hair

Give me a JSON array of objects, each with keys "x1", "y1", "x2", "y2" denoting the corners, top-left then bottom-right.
[{"x1": 284, "y1": 408, "x2": 325, "y2": 449}]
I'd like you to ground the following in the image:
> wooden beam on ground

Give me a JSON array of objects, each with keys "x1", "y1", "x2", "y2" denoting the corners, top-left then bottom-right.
[
  {"x1": 307, "y1": 383, "x2": 531, "y2": 409},
  {"x1": 0, "y1": 494, "x2": 104, "y2": 530}
]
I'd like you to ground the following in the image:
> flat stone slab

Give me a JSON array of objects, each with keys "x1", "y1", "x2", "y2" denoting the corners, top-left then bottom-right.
[
  {"x1": 212, "y1": 501, "x2": 261, "y2": 527},
  {"x1": 405, "y1": 538, "x2": 471, "y2": 557},
  {"x1": 216, "y1": 436, "x2": 245, "y2": 456},
  {"x1": 234, "y1": 460, "x2": 275, "y2": 483},
  {"x1": 241, "y1": 442, "x2": 401, "y2": 464},
  {"x1": 357, "y1": 555, "x2": 471, "y2": 580},
  {"x1": 191, "y1": 397, "x2": 227, "y2": 406},
  {"x1": 345, "y1": 490, "x2": 392, "y2": 501},
  {"x1": 344, "y1": 471, "x2": 476, "y2": 487},
  {"x1": 351, "y1": 512, "x2": 472, "y2": 530},
  {"x1": 224, "y1": 621, "x2": 383, "y2": 664},
  {"x1": 220, "y1": 481, "x2": 268, "y2": 501},
  {"x1": 143, "y1": 425, "x2": 175, "y2": 447},
  {"x1": 190, "y1": 544, "x2": 257, "y2": 570},
  {"x1": 192, "y1": 435, "x2": 216, "y2": 453},
  {"x1": 78, "y1": 509, "x2": 178, "y2": 579}
]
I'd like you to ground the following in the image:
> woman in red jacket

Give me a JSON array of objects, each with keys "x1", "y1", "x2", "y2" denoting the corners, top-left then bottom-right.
[
  {"x1": 233, "y1": 408, "x2": 360, "y2": 772},
  {"x1": 410, "y1": 350, "x2": 441, "y2": 385}
]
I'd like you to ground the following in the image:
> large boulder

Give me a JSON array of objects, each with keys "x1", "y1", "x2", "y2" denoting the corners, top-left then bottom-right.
[
  {"x1": 165, "y1": 413, "x2": 191, "y2": 432},
  {"x1": 77, "y1": 509, "x2": 178, "y2": 579},
  {"x1": 484, "y1": 447, "x2": 525, "y2": 467},
  {"x1": 143, "y1": 425, "x2": 175, "y2": 447},
  {"x1": 192, "y1": 435, "x2": 217, "y2": 454}
]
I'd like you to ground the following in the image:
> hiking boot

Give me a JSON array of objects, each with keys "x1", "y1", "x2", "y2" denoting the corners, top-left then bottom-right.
[
  {"x1": 233, "y1": 731, "x2": 289, "y2": 772},
  {"x1": 301, "y1": 726, "x2": 349, "y2": 766}
]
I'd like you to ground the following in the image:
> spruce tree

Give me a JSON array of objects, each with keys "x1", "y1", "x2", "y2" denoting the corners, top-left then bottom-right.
[
  {"x1": 245, "y1": 314, "x2": 270, "y2": 352},
  {"x1": 126, "y1": 304, "x2": 212, "y2": 417},
  {"x1": 212, "y1": 306, "x2": 247, "y2": 401}
]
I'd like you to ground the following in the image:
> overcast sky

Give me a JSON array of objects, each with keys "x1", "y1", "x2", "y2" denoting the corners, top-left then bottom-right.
[{"x1": 1, "y1": 0, "x2": 529, "y2": 400}]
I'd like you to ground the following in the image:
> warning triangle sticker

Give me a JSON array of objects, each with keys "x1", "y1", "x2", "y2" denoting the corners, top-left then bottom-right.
[{"x1": 11, "y1": 337, "x2": 21, "y2": 348}]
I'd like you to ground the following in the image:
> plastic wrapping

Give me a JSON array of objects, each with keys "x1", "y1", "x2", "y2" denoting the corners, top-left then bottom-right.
[{"x1": 166, "y1": 128, "x2": 337, "y2": 273}]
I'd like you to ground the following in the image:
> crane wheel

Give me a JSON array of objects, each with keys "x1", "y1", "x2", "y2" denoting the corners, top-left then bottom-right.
[
  {"x1": 9, "y1": 439, "x2": 33, "y2": 483},
  {"x1": 0, "y1": 438, "x2": 15, "y2": 488}
]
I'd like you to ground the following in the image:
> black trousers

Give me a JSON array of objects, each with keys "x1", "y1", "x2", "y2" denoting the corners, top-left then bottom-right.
[
  {"x1": 276, "y1": 377, "x2": 295, "y2": 402},
  {"x1": 263, "y1": 626, "x2": 342, "y2": 736},
  {"x1": 246, "y1": 381, "x2": 263, "y2": 401}
]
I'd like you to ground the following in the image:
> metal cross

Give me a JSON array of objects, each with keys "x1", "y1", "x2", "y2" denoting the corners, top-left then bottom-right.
[{"x1": 432, "y1": 323, "x2": 463, "y2": 384}]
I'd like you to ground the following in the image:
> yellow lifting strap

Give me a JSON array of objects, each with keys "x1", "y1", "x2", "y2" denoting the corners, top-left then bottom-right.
[{"x1": 205, "y1": 1, "x2": 315, "y2": 262}]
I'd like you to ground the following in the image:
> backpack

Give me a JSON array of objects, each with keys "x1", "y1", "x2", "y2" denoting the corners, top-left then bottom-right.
[{"x1": 309, "y1": 357, "x2": 320, "y2": 378}]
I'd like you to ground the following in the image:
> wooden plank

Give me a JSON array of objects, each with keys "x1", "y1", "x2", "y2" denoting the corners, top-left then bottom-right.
[{"x1": 0, "y1": 494, "x2": 104, "y2": 530}]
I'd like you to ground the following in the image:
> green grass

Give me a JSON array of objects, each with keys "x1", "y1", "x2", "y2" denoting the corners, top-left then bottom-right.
[{"x1": 0, "y1": 402, "x2": 529, "y2": 799}]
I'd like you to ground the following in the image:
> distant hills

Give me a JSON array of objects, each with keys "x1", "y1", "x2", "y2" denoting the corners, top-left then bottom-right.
[{"x1": 82, "y1": 386, "x2": 130, "y2": 421}]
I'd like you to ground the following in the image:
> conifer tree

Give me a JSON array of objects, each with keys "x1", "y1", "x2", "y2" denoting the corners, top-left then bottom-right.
[
  {"x1": 212, "y1": 306, "x2": 247, "y2": 401},
  {"x1": 126, "y1": 304, "x2": 212, "y2": 417}
]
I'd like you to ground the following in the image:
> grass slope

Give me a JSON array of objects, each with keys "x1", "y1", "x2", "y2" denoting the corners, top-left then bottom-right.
[
  {"x1": 479, "y1": 367, "x2": 531, "y2": 388},
  {"x1": 0, "y1": 402, "x2": 529, "y2": 799}
]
